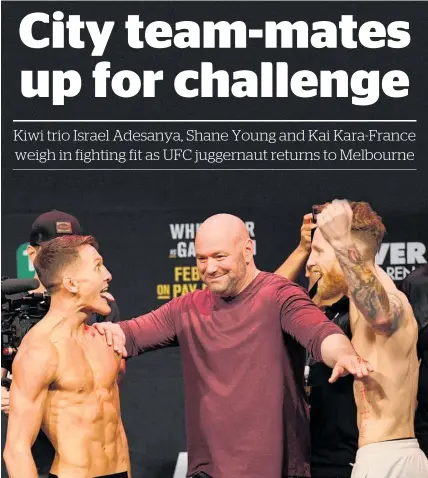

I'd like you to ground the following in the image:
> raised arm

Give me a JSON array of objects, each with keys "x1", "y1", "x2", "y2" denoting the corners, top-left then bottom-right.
[
  {"x1": 3, "y1": 342, "x2": 58, "y2": 478},
  {"x1": 317, "y1": 200, "x2": 405, "y2": 336},
  {"x1": 275, "y1": 213, "x2": 314, "y2": 282}
]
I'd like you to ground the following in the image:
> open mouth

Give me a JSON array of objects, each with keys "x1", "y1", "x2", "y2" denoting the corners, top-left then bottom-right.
[{"x1": 100, "y1": 286, "x2": 114, "y2": 302}]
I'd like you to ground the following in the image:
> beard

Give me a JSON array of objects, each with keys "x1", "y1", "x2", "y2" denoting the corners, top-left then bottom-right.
[{"x1": 317, "y1": 266, "x2": 347, "y2": 301}]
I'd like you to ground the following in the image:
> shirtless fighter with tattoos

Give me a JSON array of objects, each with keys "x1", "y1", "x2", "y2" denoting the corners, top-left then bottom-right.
[
  {"x1": 3, "y1": 235, "x2": 130, "y2": 478},
  {"x1": 308, "y1": 199, "x2": 428, "y2": 477}
]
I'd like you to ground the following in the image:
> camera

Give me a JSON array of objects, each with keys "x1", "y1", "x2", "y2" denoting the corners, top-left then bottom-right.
[{"x1": 1, "y1": 278, "x2": 50, "y2": 387}]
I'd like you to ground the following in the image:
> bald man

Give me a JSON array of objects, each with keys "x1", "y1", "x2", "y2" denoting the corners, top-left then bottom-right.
[{"x1": 96, "y1": 214, "x2": 371, "y2": 478}]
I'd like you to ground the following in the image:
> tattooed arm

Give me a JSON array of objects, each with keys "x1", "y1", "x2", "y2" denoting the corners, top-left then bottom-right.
[
  {"x1": 332, "y1": 242, "x2": 404, "y2": 335},
  {"x1": 316, "y1": 199, "x2": 404, "y2": 336}
]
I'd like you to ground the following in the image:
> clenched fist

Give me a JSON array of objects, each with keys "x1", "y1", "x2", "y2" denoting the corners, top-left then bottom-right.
[{"x1": 317, "y1": 199, "x2": 353, "y2": 248}]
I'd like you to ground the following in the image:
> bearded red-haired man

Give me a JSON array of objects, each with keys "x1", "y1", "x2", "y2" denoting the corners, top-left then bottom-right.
[{"x1": 308, "y1": 199, "x2": 428, "y2": 478}]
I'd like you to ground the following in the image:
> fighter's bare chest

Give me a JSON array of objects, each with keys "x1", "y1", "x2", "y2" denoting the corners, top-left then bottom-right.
[{"x1": 52, "y1": 334, "x2": 120, "y2": 393}]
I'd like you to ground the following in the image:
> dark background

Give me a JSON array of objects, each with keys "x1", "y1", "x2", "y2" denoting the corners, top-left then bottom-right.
[{"x1": 2, "y1": 2, "x2": 428, "y2": 477}]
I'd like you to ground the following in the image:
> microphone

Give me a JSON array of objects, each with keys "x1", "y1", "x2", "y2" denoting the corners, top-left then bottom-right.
[{"x1": 1, "y1": 278, "x2": 40, "y2": 295}]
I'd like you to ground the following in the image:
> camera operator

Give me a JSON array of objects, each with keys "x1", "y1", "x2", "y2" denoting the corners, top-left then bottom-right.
[
  {"x1": 275, "y1": 210, "x2": 358, "y2": 478},
  {"x1": 1, "y1": 210, "x2": 123, "y2": 478}
]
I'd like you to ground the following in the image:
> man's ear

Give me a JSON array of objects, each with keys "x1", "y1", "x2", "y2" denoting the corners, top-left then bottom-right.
[
  {"x1": 62, "y1": 276, "x2": 78, "y2": 294},
  {"x1": 26, "y1": 244, "x2": 39, "y2": 265},
  {"x1": 243, "y1": 239, "x2": 254, "y2": 264}
]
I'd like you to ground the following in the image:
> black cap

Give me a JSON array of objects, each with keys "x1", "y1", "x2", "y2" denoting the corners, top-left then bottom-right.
[{"x1": 29, "y1": 210, "x2": 82, "y2": 246}]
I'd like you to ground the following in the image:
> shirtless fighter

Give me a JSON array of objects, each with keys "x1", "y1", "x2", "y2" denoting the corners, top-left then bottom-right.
[
  {"x1": 309, "y1": 199, "x2": 428, "y2": 477},
  {"x1": 3, "y1": 235, "x2": 130, "y2": 478}
]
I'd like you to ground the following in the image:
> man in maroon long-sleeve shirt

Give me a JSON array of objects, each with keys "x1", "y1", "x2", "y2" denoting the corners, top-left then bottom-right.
[{"x1": 97, "y1": 214, "x2": 372, "y2": 478}]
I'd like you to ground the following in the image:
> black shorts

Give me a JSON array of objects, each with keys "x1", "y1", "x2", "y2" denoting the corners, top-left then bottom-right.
[{"x1": 48, "y1": 473, "x2": 128, "y2": 478}]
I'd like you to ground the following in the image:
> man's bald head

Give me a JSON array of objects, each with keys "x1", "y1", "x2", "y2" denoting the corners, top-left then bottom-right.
[
  {"x1": 195, "y1": 214, "x2": 256, "y2": 297},
  {"x1": 196, "y1": 214, "x2": 250, "y2": 246}
]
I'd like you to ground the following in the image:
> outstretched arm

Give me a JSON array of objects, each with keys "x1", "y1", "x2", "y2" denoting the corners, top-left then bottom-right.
[
  {"x1": 278, "y1": 283, "x2": 372, "y2": 382},
  {"x1": 3, "y1": 342, "x2": 57, "y2": 478},
  {"x1": 318, "y1": 200, "x2": 404, "y2": 336},
  {"x1": 94, "y1": 299, "x2": 179, "y2": 357}
]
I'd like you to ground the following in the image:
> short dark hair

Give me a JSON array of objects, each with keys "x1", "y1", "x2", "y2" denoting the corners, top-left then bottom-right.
[{"x1": 34, "y1": 235, "x2": 98, "y2": 292}]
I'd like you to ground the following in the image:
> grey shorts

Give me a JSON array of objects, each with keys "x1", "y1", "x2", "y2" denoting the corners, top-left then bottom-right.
[{"x1": 351, "y1": 438, "x2": 428, "y2": 478}]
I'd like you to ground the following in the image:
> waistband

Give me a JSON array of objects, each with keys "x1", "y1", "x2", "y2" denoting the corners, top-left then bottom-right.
[
  {"x1": 49, "y1": 472, "x2": 128, "y2": 478},
  {"x1": 356, "y1": 438, "x2": 420, "y2": 459}
]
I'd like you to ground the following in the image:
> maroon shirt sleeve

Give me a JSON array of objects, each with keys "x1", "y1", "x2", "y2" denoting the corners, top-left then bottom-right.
[
  {"x1": 119, "y1": 299, "x2": 179, "y2": 357},
  {"x1": 277, "y1": 282, "x2": 345, "y2": 362}
]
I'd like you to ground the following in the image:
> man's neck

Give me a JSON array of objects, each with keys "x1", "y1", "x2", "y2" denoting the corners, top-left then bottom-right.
[
  {"x1": 235, "y1": 266, "x2": 260, "y2": 296},
  {"x1": 46, "y1": 296, "x2": 91, "y2": 338},
  {"x1": 31, "y1": 273, "x2": 46, "y2": 294}
]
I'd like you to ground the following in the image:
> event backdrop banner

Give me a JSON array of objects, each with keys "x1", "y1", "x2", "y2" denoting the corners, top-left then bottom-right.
[{"x1": 2, "y1": 1, "x2": 428, "y2": 477}]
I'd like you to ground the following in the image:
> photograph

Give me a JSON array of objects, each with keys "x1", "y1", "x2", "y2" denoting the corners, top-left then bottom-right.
[{"x1": 1, "y1": 2, "x2": 428, "y2": 477}]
